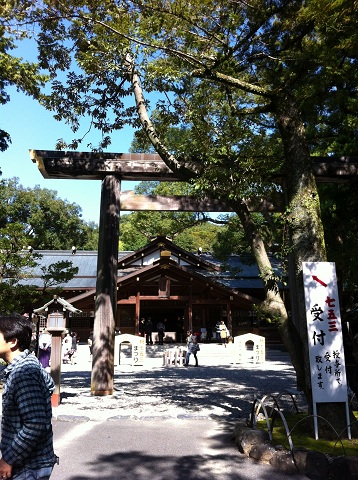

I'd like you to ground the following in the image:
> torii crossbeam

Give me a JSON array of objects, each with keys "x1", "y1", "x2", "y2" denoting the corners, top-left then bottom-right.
[
  {"x1": 30, "y1": 150, "x2": 358, "y2": 396},
  {"x1": 32, "y1": 150, "x2": 358, "y2": 183}
]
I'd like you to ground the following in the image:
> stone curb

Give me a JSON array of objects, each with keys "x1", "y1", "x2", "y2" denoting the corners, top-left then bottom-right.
[
  {"x1": 54, "y1": 415, "x2": 90, "y2": 423},
  {"x1": 232, "y1": 420, "x2": 358, "y2": 479},
  {"x1": 53, "y1": 413, "x2": 216, "y2": 423}
]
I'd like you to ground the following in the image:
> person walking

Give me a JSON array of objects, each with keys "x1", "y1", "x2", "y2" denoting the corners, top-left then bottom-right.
[{"x1": 0, "y1": 314, "x2": 58, "y2": 479}]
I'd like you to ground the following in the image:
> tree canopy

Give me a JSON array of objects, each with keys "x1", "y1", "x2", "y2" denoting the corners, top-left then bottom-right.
[
  {"x1": 0, "y1": 177, "x2": 99, "y2": 249},
  {"x1": 0, "y1": 178, "x2": 97, "y2": 312}
]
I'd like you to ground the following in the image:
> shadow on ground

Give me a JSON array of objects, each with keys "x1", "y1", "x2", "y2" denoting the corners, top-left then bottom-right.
[{"x1": 59, "y1": 361, "x2": 305, "y2": 420}]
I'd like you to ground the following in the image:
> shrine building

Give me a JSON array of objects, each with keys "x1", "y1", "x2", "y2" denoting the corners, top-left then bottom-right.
[{"x1": 22, "y1": 236, "x2": 287, "y2": 343}]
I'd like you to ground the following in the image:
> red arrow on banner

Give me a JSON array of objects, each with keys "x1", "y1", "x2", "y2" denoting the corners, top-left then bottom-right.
[{"x1": 312, "y1": 275, "x2": 327, "y2": 287}]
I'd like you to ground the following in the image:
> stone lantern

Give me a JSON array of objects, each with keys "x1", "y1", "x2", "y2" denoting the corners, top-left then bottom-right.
[{"x1": 33, "y1": 295, "x2": 81, "y2": 407}]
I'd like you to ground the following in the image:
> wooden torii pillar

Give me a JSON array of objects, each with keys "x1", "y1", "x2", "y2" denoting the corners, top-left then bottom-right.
[
  {"x1": 30, "y1": 150, "x2": 358, "y2": 396},
  {"x1": 91, "y1": 175, "x2": 120, "y2": 395}
]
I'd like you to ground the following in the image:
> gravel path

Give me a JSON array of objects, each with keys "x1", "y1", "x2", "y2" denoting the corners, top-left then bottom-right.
[{"x1": 55, "y1": 344, "x2": 306, "y2": 422}]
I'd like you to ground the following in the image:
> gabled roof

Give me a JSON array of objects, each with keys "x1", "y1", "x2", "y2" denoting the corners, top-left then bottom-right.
[
  {"x1": 33, "y1": 296, "x2": 82, "y2": 314},
  {"x1": 117, "y1": 255, "x2": 258, "y2": 307},
  {"x1": 118, "y1": 235, "x2": 221, "y2": 272},
  {"x1": 66, "y1": 253, "x2": 258, "y2": 309},
  {"x1": 18, "y1": 238, "x2": 285, "y2": 306}
]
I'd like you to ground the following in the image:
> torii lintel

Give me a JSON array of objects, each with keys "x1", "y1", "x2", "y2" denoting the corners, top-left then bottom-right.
[
  {"x1": 30, "y1": 149, "x2": 178, "y2": 181},
  {"x1": 30, "y1": 150, "x2": 358, "y2": 183}
]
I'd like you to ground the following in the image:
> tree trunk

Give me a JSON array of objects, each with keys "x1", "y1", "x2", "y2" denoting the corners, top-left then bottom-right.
[
  {"x1": 274, "y1": 93, "x2": 326, "y2": 404},
  {"x1": 273, "y1": 93, "x2": 356, "y2": 438},
  {"x1": 233, "y1": 199, "x2": 305, "y2": 387}
]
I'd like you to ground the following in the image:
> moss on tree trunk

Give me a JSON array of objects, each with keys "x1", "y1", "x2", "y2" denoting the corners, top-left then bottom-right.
[{"x1": 274, "y1": 93, "x2": 355, "y2": 438}]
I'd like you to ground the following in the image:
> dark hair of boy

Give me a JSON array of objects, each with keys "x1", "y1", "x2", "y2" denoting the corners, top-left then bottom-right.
[{"x1": 0, "y1": 314, "x2": 32, "y2": 351}]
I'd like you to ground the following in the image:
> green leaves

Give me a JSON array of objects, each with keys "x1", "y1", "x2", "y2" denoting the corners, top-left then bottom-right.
[
  {"x1": 0, "y1": 177, "x2": 97, "y2": 312},
  {"x1": 0, "y1": 178, "x2": 98, "y2": 249},
  {"x1": 40, "y1": 261, "x2": 79, "y2": 289}
]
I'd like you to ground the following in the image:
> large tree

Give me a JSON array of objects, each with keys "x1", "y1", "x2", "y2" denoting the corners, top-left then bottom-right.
[
  {"x1": 3, "y1": 0, "x2": 357, "y2": 433},
  {"x1": 0, "y1": 178, "x2": 99, "y2": 249},
  {"x1": 0, "y1": 179, "x2": 96, "y2": 312}
]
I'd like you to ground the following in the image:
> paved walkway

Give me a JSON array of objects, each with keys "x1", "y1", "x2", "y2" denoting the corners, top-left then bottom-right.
[
  {"x1": 48, "y1": 343, "x2": 313, "y2": 479},
  {"x1": 0, "y1": 344, "x2": 312, "y2": 479}
]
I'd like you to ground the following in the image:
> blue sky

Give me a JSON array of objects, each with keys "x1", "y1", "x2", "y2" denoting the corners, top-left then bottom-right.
[
  {"x1": 1, "y1": 39, "x2": 227, "y2": 225},
  {"x1": 1, "y1": 35, "x2": 142, "y2": 224},
  {"x1": 1, "y1": 85, "x2": 139, "y2": 224}
]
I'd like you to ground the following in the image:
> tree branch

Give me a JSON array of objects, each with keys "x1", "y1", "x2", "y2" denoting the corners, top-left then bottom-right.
[
  {"x1": 192, "y1": 68, "x2": 272, "y2": 98},
  {"x1": 125, "y1": 55, "x2": 202, "y2": 180}
]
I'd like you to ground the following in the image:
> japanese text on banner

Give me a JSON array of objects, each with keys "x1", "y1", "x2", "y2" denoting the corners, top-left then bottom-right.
[{"x1": 303, "y1": 262, "x2": 348, "y2": 403}]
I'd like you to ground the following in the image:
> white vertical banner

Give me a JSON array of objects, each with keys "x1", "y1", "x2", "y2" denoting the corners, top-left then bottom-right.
[{"x1": 303, "y1": 262, "x2": 348, "y2": 403}]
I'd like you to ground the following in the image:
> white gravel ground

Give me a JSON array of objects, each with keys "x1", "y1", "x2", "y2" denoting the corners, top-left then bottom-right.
[{"x1": 54, "y1": 344, "x2": 306, "y2": 422}]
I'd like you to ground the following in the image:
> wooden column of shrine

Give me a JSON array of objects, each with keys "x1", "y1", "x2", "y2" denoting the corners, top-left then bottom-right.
[
  {"x1": 226, "y1": 301, "x2": 233, "y2": 337},
  {"x1": 135, "y1": 292, "x2": 140, "y2": 334}
]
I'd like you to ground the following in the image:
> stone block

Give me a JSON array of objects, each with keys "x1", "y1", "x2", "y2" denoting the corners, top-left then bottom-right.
[
  {"x1": 292, "y1": 448, "x2": 330, "y2": 476},
  {"x1": 270, "y1": 450, "x2": 297, "y2": 474},
  {"x1": 232, "y1": 420, "x2": 249, "y2": 444},
  {"x1": 249, "y1": 444, "x2": 276, "y2": 463},
  {"x1": 330, "y1": 456, "x2": 358, "y2": 480},
  {"x1": 240, "y1": 428, "x2": 270, "y2": 455}
]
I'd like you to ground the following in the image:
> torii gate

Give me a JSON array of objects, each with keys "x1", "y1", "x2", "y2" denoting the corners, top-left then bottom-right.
[{"x1": 30, "y1": 150, "x2": 358, "y2": 395}]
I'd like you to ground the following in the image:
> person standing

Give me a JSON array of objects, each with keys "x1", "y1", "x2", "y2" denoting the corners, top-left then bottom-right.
[
  {"x1": 38, "y1": 328, "x2": 52, "y2": 369},
  {"x1": 139, "y1": 318, "x2": 146, "y2": 337},
  {"x1": 156, "y1": 319, "x2": 166, "y2": 345},
  {"x1": 144, "y1": 318, "x2": 153, "y2": 345},
  {"x1": 0, "y1": 314, "x2": 58, "y2": 479},
  {"x1": 184, "y1": 331, "x2": 199, "y2": 367},
  {"x1": 215, "y1": 321, "x2": 221, "y2": 342},
  {"x1": 62, "y1": 332, "x2": 73, "y2": 364},
  {"x1": 88, "y1": 331, "x2": 94, "y2": 358},
  {"x1": 71, "y1": 332, "x2": 78, "y2": 352},
  {"x1": 219, "y1": 320, "x2": 228, "y2": 345}
]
